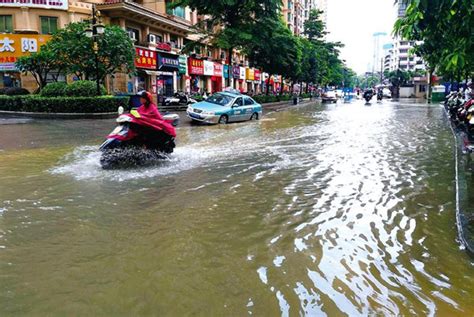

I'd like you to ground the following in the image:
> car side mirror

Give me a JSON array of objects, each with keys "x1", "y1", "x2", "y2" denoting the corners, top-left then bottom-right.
[{"x1": 118, "y1": 106, "x2": 124, "y2": 115}]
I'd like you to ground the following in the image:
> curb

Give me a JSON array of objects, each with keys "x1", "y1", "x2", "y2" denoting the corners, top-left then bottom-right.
[{"x1": 0, "y1": 110, "x2": 117, "y2": 119}]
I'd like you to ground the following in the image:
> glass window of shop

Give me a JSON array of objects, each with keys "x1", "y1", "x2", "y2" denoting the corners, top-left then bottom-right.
[
  {"x1": 0, "y1": 15, "x2": 13, "y2": 33},
  {"x1": 40, "y1": 17, "x2": 58, "y2": 35}
]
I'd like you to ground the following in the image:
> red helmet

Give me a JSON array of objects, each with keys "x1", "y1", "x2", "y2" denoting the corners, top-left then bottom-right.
[{"x1": 139, "y1": 90, "x2": 153, "y2": 103}]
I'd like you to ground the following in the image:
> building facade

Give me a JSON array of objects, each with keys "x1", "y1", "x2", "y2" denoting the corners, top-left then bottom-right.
[{"x1": 282, "y1": 0, "x2": 328, "y2": 36}]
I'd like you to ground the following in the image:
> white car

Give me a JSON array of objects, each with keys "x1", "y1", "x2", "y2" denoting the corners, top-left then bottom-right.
[
  {"x1": 322, "y1": 90, "x2": 337, "y2": 103},
  {"x1": 382, "y1": 88, "x2": 392, "y2": 98},
  {"x1": 335, "y1": 89, "x2": 344, "y2": 98}
]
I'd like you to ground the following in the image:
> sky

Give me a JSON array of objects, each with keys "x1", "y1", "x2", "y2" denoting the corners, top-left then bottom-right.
[{"x1": 326, "y1": 0, "x2": 397, "y2": 74}]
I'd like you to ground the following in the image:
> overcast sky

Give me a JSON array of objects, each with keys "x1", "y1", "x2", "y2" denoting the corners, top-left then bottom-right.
[{"x1": 326, "y1": 0, "x2": 397, "y2": 74}]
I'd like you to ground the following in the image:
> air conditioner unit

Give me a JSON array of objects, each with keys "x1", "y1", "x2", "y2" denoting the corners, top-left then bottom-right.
[
  {"x1": 147, "y1": 34, "x2": 157, "y2": 44},
  {"x1": 128, "y1": 31, "x2": 136, "y2": 42}
]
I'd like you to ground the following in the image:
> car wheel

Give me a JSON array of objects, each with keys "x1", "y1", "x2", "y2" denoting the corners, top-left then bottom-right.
[
  {"x1": 218, "y1": 115, "x2": 228, "y2": 124},
  {"x1": 250, "y1": 113, "x2": 258, "y2": 120}
]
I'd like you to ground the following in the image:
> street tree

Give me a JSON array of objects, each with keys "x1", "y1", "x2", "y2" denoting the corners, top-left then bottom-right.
[
  {"x1": 246, "y1": 17, "x2": 302, "y2": 94},
  {"x1": 49, "y1": 22, "x2": 135, "y2": 82},
  {"x1": 16, "y1": 43, "x2": 66, "y2": 91},
  {"x1": 172, "y1": 0, "x2": 282, "y2": 87},
  {"x1": 394, "y1": 0, "x2": 473, "y2": 89}
]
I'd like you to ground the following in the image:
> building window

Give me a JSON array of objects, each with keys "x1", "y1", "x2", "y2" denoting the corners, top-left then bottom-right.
[
  {"x1": 166, "y1": 1, "x2": 185, "y2": 18},
  {"x1": 126, "y1": 27, "x2": 140, "y2": 42},
  {"x1": 170, "y1": 34, "x2": 178, "y2": 48},
  {"x1": 40, "y1": 16, "x2": 58, "y2": 34},
  {"x1": 0, "y1": 15, "x2": 13, "y2": 33}
]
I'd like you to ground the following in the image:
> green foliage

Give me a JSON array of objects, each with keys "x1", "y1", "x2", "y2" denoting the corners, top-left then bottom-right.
[
  {"x1": 40, "y1": 82, "x2": 68, "y2": 97},
  {"x1": 4, "y1": 87, "x2": 30, "y2": 96},
  {"x1": 16, "y1": 22, "x2": 135, "y2": 92},
  {"x1": 16, "y1": 43, "x2": 65, "y2": 90},
  {"x1": 394, "y1": 0, "x2": 473, "y2": 80},
  {"x1": 64, "y1": 80, "x2": 106, "y2": 97},
  {"x1": 246, "y1": 17, "x2": 302, "y2": 93},
  {"x1": 0, "y1": 95, "x2": 129, "y2": 113}
]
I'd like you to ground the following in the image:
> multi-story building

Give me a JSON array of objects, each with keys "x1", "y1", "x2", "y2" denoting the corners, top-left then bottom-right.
[
  {"x1": 0, "y1": 0, "x2": 273, "y2": 96},
  {"x1": 383, "y1": 0, "x2": 426, "y2": 73},
  {"x1": 0, "y1": 0, "x2": 92, "y2": 90},
  {"x1": 282, "y1": 0, "x2": 328, "y2": 36}
]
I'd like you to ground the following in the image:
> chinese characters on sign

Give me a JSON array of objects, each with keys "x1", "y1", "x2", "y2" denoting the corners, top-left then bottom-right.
[
  {"x1": 0, "y1": 35, "x2": 50, "y2": 71},
  {"x1": 158, "y1": 55, "x2": 179, "y2": 70},
  {"x1": 135, "y1": 48, "x2": 157, "y2": 70},
  {"x1": 188, "y1": 58, "x2": 204, "y2": 75},
  {"x1": 0, "y1": 0, "x2": 68, "y2": 10}
]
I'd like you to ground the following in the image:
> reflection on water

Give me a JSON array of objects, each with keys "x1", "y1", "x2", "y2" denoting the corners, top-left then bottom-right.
[{"x1": 1, "y1": 100, "x2": 473, "y2": 315}]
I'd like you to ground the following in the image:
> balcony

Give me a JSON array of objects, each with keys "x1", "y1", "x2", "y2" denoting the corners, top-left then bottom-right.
[{"x1": 99, "y1": 0, "x2": 192, "y2": 35}]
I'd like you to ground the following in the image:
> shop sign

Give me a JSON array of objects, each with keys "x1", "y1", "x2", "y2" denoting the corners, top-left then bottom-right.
[
  {"x1": 158, "y1": 54, "x2": 179, "y2": 70},
  {"x1": 223, "y1": 65, "x2": 230, "y2": 79},
  {"x1": 213, "y1": 63, "x2": 223, "y2": 77},
  {"x1": 157, "y1": 42, "x2": 172, "y2": 52},
  {"x1": 135, "y1": 47, "x2": 157, "y2": 70},
  {"x1": 246, "y1": 68, "x2": 255, "y2": 81},
  {"x1": 239, "y1": 67, "x2": 246, "y2": 80},
  {"x1": 232, "y1": 66, "x2": 240, "y2": 79},
  {"x1": 254, "y1": 69, "x2": 261, "y2": 82},
  {"x1": 178, "y1": 55, "x2": 187, "y2": 75},
  {"x1": 188, "y1": 58, "x2": 204, "y2": 75},
  {"x1": 203, "y1": 60, "x2": 214, "y2": 76},
  {"x1": 0, "y1": 34, "x2": 50, "y2": 71},
  {"x1": 0, "y1": 0, "x2": 68, "y2": 10}
]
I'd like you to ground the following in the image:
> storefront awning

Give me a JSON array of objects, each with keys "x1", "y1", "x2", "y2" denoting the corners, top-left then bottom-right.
[{"x1": 145, "y1": 70, "x2": 160, "y2": 76}]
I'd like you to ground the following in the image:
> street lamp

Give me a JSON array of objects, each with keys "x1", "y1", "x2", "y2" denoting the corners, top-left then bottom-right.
[{"x1": 85, "y1": 5, "x2": 105, "y2": 96}]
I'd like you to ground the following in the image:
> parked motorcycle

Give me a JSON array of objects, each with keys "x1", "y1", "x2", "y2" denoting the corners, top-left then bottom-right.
[
  {"x1": 163, "y1": 92, "x2": 197, "y2": 108},
  {"x1": 99, "y1": 108, "x2": 177, "y2": 169}
]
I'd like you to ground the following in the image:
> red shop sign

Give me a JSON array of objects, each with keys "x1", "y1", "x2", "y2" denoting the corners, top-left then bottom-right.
[
  {"x1": 157, "y1": 42, "x2": 172, "y2": 52},
  {"x1": 188, "y1": 58, "x2": 204, "y2": 75},
  {"x1": 254, "y1": 69, "x2": 261, "y2": 81},
  {"x1": 135, "y1": 47, "x2": 157, "y2": 69},
  {"x1": 213, "y1": 63, "x2": 223, "y2": 77}
]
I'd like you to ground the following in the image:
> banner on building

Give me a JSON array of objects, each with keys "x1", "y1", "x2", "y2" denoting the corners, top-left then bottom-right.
[
  {"x1": 246, "y1": 68, "x2": 255, "y2": 81},
  {"x1": 188, "y1": 58, "x2": 204, "y2": 75},
  {"x1": 178, "y1": 55, "x2": 187, "y2": 75},
  {"x1": 232, "y1": 66, "x2": 240, "y2": 79},
  {"x1": 213, "y1": 63, "x2": 223, "y2": 77},
  {"x1": 203, "y1": 60, "x2": 214, "y2": 76},
  {"x1": 0, "y1": 34, "x2": 50, "y2": 71},
  {"x1": 0, "y1": 0, "x2": 68, "y2": 10},
  {"x1": 254, "y1": 69, "x2": 261, "y2": 82},
  {"x1": 135, "y1": 47, "x2": 157, "y2": 70},
  {"x1": 239, "y1": 67, "x2": 246, "y2": 80}
]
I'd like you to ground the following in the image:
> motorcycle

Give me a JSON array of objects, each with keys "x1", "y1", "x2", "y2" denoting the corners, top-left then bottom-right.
[
  {"x1": 99, "y1": 107, "x2": 177, "y2": 169},
  {"x1": 163, "y1": 92, "x2": 197, "y2": 108},
  {"x1": 363, "y1": 90, "x2": 374, "y2": 103},
  {"x1": 376, "y1": 91, "x2": 383, "y2": 102}
]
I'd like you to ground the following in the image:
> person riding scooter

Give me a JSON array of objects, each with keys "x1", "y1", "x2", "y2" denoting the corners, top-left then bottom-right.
[
  {"x1": 363, "y1": 88, "x2": 374, "y2": 102},
  {"x1": 377, "y1": 88, "x2": 383, "y2": 101},
  {"x1": 137, "y1": 91, "x2": 163, "y2": 120}
]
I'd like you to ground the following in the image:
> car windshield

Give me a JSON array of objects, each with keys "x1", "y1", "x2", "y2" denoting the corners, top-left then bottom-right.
[{"x1": 206, "y1": 93, "x2": 233, "y2": 106}]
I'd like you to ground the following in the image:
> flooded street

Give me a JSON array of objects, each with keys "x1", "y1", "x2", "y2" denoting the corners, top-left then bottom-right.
[{"x1": 1, "y1": 99, "x2": 473, "y2": 315}]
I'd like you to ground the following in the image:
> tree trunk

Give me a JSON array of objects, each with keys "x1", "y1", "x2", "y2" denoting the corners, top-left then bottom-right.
[{"x1": 427, "y1": 68, "x2": 434, "y2": 103}]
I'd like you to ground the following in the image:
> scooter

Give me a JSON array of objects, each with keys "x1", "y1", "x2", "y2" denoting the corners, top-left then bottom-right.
[
  {"x1": 99, "y1": 107, "x2": 177, "y2": 169},
  {"x1": 163, "y1": 92, "x2": 197, "y2": 108}
]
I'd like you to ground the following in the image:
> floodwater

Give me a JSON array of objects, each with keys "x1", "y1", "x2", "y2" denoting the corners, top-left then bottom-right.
[{"x1": 0, "y1": 99, "x2": 473, "y2": 316}]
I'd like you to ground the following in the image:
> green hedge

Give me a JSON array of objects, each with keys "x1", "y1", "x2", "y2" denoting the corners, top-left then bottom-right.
[
  {"x1": 0, "y1": 95, "x2": 129, "y2": 113},
  {"x1": 40, "y1": 82, "x2": 68, "y2": 97}
]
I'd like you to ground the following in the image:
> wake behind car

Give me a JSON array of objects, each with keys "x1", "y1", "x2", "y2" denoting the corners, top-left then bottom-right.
[{"x1": 187, "y1": 92, "x2": 263, "y2": 124}]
